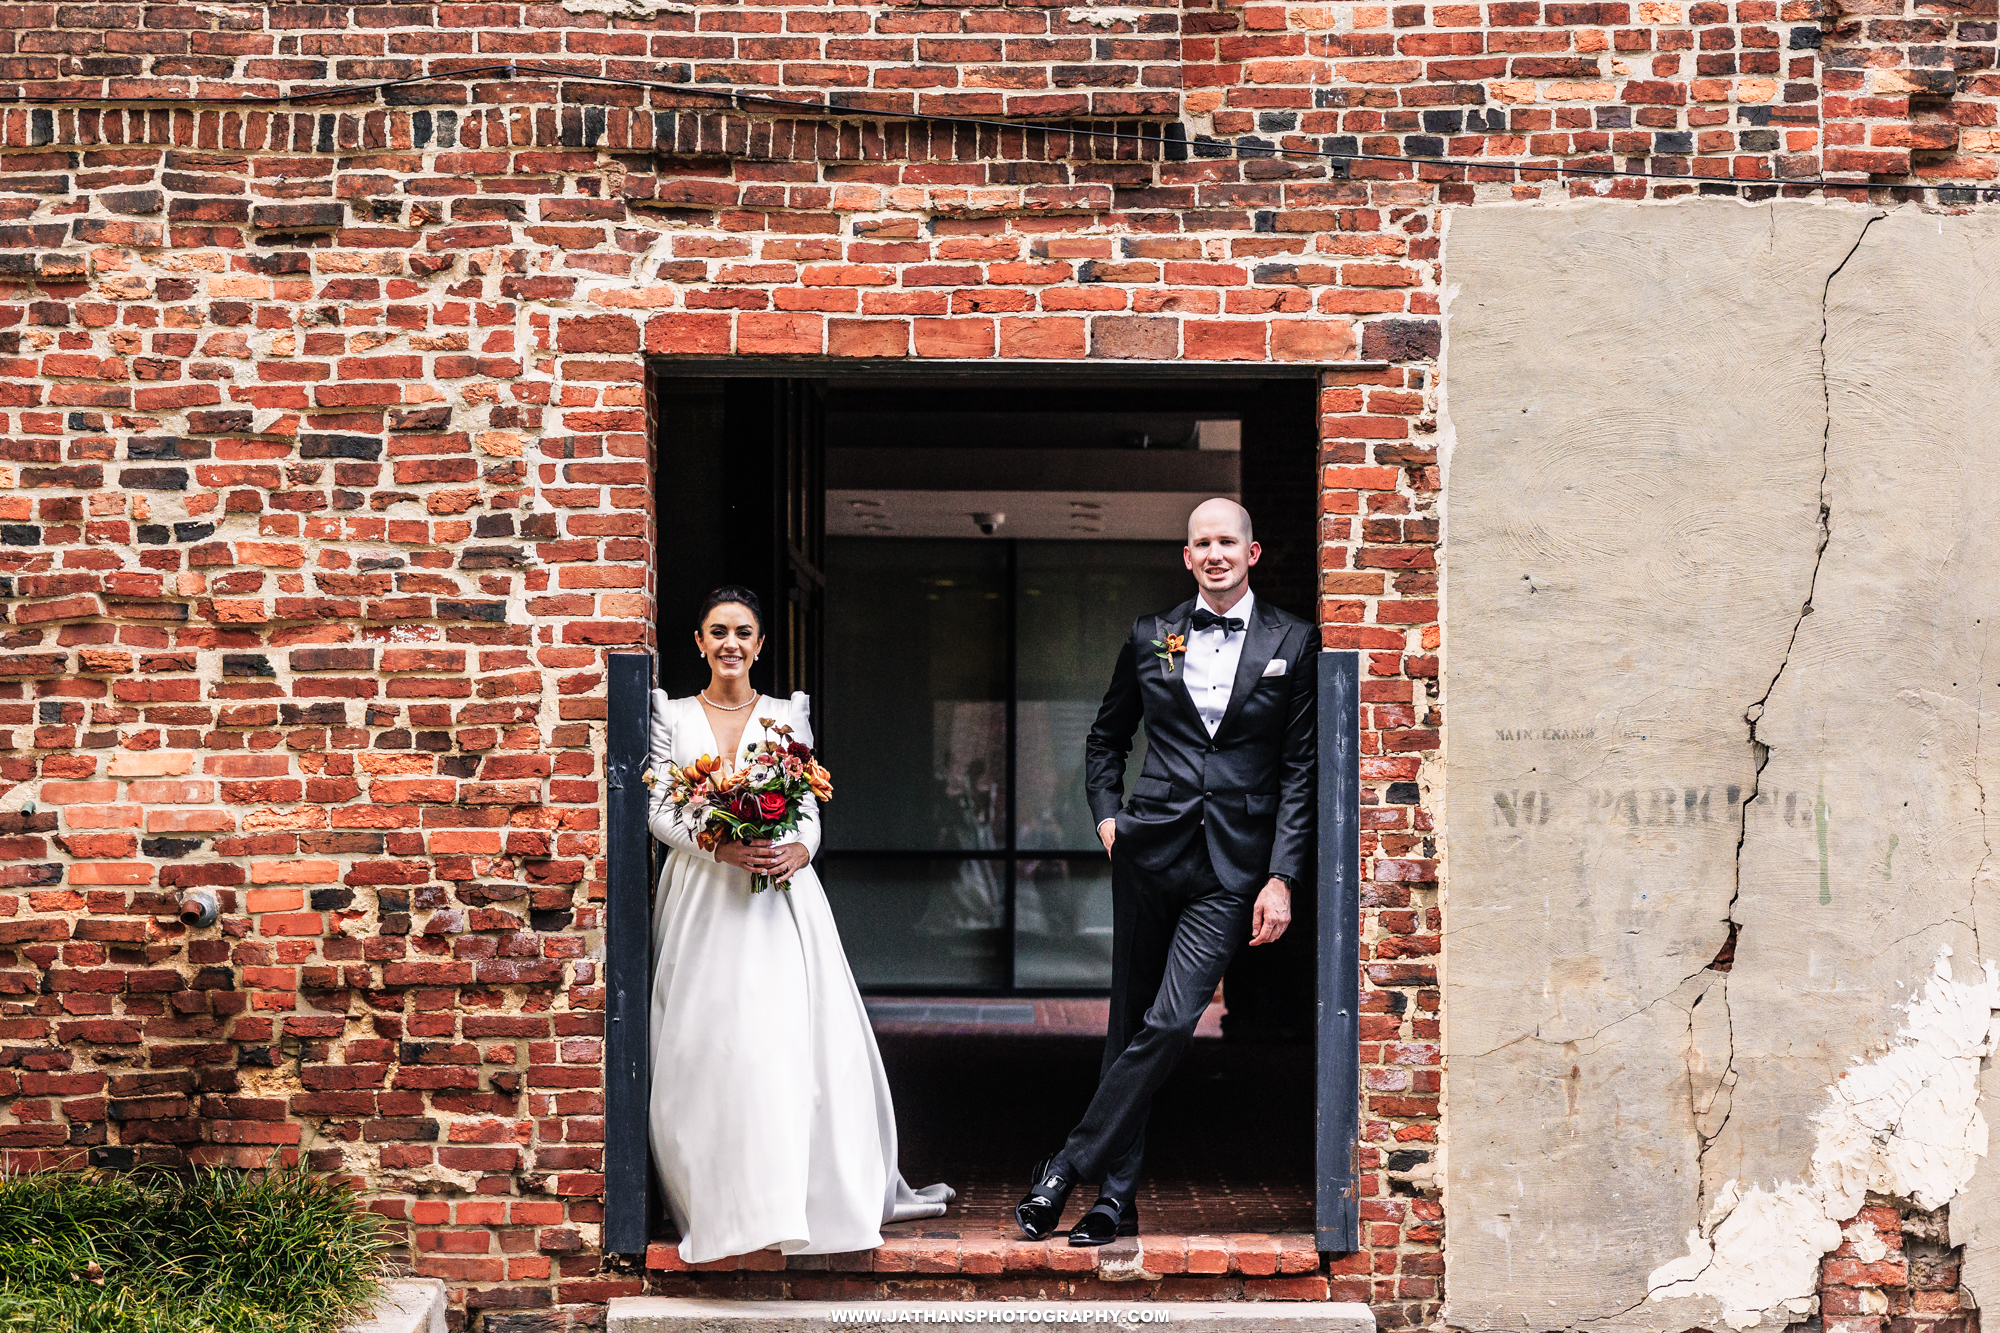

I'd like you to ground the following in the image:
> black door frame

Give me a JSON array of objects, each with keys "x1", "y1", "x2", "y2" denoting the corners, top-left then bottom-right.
[{"x1": 605, "y1": 360, "x2": 1362, "y2": 1255}]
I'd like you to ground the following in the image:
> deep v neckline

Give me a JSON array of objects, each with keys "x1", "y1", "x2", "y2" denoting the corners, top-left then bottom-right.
[{"x1": 694, "y1": 694, "x2": 766, "y2": 770}]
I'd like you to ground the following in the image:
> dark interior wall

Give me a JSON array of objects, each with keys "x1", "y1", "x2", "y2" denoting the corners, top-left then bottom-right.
[
  {"x1": 654, "y1": 377, "x2": 729, "y2": 699},
  {"x1": 1238, "y1": 379, "x2": 1320, "y2": 623},
  {"x1": 652, "y1": 376, "x2": 817, "y2": 701},
  {"x1": 1222, "y1": 378, "x2": 1319, "y2": 1041}
]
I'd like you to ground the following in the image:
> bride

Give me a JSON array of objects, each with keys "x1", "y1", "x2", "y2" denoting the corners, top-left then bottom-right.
[{"x1": 646, "y1": 585, "x2": 953, "y2": 1263}]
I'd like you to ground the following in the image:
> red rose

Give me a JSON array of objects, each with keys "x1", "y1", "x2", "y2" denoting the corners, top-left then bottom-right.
[{"x1": 757, "y1": 792, "x2": 788, "y2": 821}]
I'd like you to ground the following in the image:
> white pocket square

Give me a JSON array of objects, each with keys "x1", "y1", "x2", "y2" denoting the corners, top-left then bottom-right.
[{"x1": 1261, "y1": 658, "x2": 1288, "y2": 677}]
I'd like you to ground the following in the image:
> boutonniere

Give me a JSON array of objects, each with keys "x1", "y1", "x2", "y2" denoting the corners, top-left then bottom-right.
[{"x1": 1151, "y1": 633, "x2": 1187, "y2": 673}]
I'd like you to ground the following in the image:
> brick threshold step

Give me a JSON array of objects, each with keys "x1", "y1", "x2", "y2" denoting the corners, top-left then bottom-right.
[
  {"x1": 645, "y1": 1235, "x2": 1321, "y2": 1280},
  {"x1": 610, "y1": 1299, "x2": 1376, "y2": 1333}
]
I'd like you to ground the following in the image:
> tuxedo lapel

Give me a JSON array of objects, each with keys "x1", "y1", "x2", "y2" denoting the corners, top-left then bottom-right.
[
  {"x1": 1214, "y1": 599, "x2": 1281, "y2": 741},
  {"x1": 1151, "y1": 599, "x2": 1207, "y2": 734}
]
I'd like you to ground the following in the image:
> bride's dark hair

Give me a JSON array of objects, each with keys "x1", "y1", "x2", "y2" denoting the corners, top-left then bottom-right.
[{"x1": 697, "y1": 585, "x2": 763, "y2": 633}]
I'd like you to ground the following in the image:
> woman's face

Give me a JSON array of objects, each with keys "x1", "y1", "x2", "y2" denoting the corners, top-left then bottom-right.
[{"x1": 696, "y1": 603, "x2": 764, "y2": 682}]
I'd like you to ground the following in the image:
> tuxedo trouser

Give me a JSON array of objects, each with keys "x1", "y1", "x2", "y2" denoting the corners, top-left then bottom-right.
[{"x1": 1055, "y1": 837, "x2": 1256, "y2": 1202}]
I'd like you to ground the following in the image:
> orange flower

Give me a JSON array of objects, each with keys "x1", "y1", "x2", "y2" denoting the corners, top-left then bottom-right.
[
  {"x1": 805, "y1": 761, "x2": 834, "y2": 802},
  {"x1": 695, "y1": 754, "x2": 721, "y2": 775}
]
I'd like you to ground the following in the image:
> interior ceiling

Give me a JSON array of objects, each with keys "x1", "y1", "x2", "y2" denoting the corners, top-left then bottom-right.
[
  {"x1": 827, "y1": 410, "x2": 1222, "y2": 453},
  {"x1": 827, "y1": 447, "x2": 1239, "y2": 493},
  {"x1": 826, "y1": 489, "x2": 1236, "y2": 540},
  {"x1": 825, "y1": 416, "x2": 1241, "y2": 541}
]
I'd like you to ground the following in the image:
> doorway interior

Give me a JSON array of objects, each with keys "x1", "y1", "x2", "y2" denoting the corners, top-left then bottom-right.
[{"x1": 651, "y1": 367, "x2": 1321, "y2": 1240}]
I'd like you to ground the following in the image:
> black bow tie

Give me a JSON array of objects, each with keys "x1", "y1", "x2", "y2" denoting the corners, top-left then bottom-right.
[{"x1": 1190, "y1": 608, "x2": 1245, "y2": 633}]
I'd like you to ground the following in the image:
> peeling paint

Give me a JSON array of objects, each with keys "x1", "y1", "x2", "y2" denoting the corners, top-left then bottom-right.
[
  {"x1": 558, "y1": 0, "x2": 692, "y2": 15},
  {"x1": 1649, "y1": 947, "x2": 2000, "y2": 1328},
  {"x1": 1064, "y1": 6, "x2": 1145, "y2": 24},
  {"x1": 1842, "y1": 1215, "x2": 1889, "y2": 1263}
]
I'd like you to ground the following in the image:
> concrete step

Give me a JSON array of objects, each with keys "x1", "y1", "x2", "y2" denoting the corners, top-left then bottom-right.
[
  {"x1": 643, "y1": 1233, "x2": 1321, "y2": 1280},
  {"x1": 609, "y1": 1298, "x2": 1375, "y2": 1333},
  {"x1": 344, "y1": 1279, "x2": 448, "y2": 1333}
]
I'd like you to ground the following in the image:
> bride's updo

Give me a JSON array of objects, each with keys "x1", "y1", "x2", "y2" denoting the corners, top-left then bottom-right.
[{"x1": 697, "y1": 585, "x2": 763, "y2": 632}]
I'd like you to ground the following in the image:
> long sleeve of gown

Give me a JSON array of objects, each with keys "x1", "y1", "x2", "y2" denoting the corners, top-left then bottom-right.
[
  {"x1": 647, "y1": 692, "x2": 716, "y2": 862},
  {"x1": 785, "y1": 691, "x2": 823, "y2": 858}
]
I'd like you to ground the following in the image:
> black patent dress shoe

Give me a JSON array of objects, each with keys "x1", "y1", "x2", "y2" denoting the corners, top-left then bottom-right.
[
  {"x1": 1014, "y1": 1157, "x2": 1076, "y2": 1241},
  {"x1": 1067, "y1": 1196, "x2": 1139, "y2": 1247}
]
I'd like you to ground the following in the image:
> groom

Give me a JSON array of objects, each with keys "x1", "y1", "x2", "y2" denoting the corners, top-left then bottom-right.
[{"x1": 1015, "y1": 497, "x2": 1315, "y2": 1246}]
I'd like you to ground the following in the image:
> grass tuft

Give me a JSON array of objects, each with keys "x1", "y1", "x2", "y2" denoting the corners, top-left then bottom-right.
[{"x1": 0, "y1": 1165, "x2": 389, "y2": 1333}]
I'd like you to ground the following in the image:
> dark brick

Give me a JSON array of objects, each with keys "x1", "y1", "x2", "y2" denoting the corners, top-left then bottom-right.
[
  {"x1": 250, "y1": 203, "x2": 345, "y2": 230},
  {"x1": 1360, "y1": 318, "x2": 1442, "y2": 362},
  {"x1": 118, "y1": 467, "x2": 188, "y2": 491}
]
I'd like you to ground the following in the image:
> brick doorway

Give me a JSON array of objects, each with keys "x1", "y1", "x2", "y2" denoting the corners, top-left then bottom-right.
[{"x1": 637, "y1": 365, "x2": 1332, "y2": 1277}]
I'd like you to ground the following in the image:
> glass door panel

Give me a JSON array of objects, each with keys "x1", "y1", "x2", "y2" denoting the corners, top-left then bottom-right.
[
  {"x1": 1014, "y1": 543, "x2": 1184, "y2": 989},
  {"x1": 1015, "y1": 543, "x2": 1189, "y2": 853},
  {"x1": 820, "y1": 540, "x2": 1009, "y2": 988},
  {"x1": 821, "y1": 540, "x2": 1008, "y2": 851},
  {"x1": 822, "y1": 536, "x2": 1185, "y2": 992},
  {"x1": 821, "y1": 857, "x2": 1009, "y2": 990},
  {"x1": 1013, "y1": 857, "x2": 1116, "y2": 988}
]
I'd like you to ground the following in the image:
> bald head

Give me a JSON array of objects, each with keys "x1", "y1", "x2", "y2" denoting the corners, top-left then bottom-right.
[
  {"x1": 1183, "y1": 497, "x2": 1259, "y2": 608},
  {"x1": 1187, "y1": 497, "x2": 1253, "y2": 546}
]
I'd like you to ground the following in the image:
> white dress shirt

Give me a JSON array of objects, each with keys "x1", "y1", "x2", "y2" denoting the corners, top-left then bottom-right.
[{"x1": 1182, "y1": 588, "x2": 1254, "y2": 737}]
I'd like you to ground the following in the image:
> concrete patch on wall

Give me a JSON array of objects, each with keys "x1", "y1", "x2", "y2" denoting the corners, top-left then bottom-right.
[
  {"x1": 1647, "y1": 948, "x2": 1999, "y2": 1328},
  {"x1": 1805, "y1": 207, "x2": 2000, "y2": 1313},
  {"x1": 1439, "y1": 201, "x2": 2000, "y2": 1330}
]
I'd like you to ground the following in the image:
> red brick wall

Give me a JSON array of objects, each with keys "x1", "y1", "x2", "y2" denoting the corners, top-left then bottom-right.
[
  {"x1": 0, "y1": 0, "x2": 1991, "y2": 1329},
  {"x1": 1819, "y1": 1201, "x2": 1975, "y2": 1333}
]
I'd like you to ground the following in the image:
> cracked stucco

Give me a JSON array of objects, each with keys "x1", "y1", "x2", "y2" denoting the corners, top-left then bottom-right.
[
  {"x1": 1681, "y1": 208, "x2": 1888, "y2": 1248},
  {"x1": 1649, "y1": 947, "x2": 1999, "y2": 1328},
  {"x1": 1439, "y1": 201, "x2": 2000, "y2": 1331}
]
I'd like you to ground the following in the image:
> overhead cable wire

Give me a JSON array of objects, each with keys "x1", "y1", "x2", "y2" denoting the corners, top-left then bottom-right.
[{"x1": 9, "y1": 60, "x2": 1997, "y2": 203}]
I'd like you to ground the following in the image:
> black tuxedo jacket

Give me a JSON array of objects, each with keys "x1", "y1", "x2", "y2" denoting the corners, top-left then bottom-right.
[{"x1": 1085, "y1": 594, "x2": 1316, "y2": 895}]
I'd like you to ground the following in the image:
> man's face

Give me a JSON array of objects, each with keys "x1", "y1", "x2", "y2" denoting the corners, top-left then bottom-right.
[{"x1": 1184, "y1": 512, "x2": 1258, "y2": 599}]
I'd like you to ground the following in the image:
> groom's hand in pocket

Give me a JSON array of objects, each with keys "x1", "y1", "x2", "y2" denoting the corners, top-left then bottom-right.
[{"x1": 1248, "y1": 879, "x2": 1291, "y2": 946}]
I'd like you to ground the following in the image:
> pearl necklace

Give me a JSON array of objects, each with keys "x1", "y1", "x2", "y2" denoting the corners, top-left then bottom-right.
[{"x1": 699, "y1": 690, "x2": 758, "y2": 712}]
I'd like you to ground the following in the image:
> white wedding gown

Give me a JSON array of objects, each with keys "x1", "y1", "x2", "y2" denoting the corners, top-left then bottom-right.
[{"x1": 646, "y1": 689, "x2": 953, "y2": 1263}]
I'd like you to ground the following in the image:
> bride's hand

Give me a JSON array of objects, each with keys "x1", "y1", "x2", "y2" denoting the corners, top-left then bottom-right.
[
  {"x1": 713, "y1": 839, "x2": 766, "y2": 873},
  {"x1": 715, "y1": 837, "x2": 809, "y2": 881},
  {"x1": 766, "y1": 841, "x2": 810, "y2": 884}
]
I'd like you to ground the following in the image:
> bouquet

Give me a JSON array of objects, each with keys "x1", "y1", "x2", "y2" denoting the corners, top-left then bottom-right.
[{"x1": 646, "y1": 715, "x2": 834, "y2": 892}]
